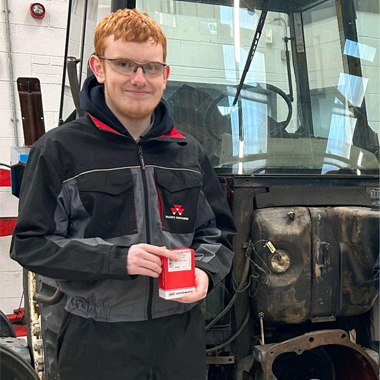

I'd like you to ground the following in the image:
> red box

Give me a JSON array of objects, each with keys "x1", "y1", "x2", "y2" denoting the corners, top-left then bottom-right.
[{"x1": 159, "y1": 248, "x2": 196, "y2": 300}]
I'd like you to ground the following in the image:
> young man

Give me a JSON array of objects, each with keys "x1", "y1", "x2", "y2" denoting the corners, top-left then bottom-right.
[{"x1": 11, "y1": 9, "x2": 236, "y2": 380}]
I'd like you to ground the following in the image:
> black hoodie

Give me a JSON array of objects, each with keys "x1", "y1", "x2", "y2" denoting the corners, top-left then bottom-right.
[{"x1": 80, "y1": 74, "x2": 175, "y2": 138}]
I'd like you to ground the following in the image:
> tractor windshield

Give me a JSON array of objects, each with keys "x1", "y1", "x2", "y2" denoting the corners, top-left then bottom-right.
[{"x1": 135, "y1": 0, "x2": 380, "y2": 176}]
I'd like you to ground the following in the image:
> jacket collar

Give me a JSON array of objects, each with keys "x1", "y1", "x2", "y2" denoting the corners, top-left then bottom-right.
[{"x1": 89, "y1": 114, "x2": 187, "y2": 142}]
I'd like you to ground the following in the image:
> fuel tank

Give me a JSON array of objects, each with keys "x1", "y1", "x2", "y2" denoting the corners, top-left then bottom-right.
[{"x1": 250, "y1": 206, "x2": 379, "y2": 325}]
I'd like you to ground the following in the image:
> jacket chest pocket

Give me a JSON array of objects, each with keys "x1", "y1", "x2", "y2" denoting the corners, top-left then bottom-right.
[
  {"x1": 155, "y1": 168, "x2": 202, "y2": 234},
  {"x1": 77, "y1": 170, "x2": 137, "y2": 238}
]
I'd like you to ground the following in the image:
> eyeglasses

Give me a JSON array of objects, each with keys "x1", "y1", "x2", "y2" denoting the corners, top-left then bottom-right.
[{"x1": 96, "y1": 56, "x2": 167, "y2": 78}]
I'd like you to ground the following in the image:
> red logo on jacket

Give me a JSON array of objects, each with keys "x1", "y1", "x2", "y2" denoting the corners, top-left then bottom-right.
[{"x1": 171, "y1": 205, "x2": 184, "y2": 216}]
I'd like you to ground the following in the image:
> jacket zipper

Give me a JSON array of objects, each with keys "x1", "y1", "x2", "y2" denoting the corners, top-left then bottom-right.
[{"x1": 138, "y1": 144, "x2": 154, "y2": 320}]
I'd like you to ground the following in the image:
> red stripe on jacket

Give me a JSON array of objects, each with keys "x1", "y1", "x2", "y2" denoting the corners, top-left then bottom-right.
[
  {"x1": 89, "y1": 114, "x2": 186, "y2": 140},
  {"x1": 89, "y1": 114, "x2": 123, "y2": 136},
  {"x1": 159, "y1": 128, "x2": 186, "y2": 139}
]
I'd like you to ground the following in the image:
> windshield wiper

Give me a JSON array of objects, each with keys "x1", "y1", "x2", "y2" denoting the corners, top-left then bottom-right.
[{"x1": 233, "y1": 0, "x2": 272, "y2": 106}]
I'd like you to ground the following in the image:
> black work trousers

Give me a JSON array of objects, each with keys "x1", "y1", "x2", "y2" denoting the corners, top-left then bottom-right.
[{"x1": 57, "y1": 306, "x2": 206, "y2": 380}]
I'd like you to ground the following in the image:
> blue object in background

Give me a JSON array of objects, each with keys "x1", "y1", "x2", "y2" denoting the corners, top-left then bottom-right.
[{"x1": 10, "y1": 147, "x2": 30, "y2": 198}]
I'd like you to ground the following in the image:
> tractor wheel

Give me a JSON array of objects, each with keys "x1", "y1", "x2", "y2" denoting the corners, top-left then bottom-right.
[
  {"x1": 23, "y1": 269, "x2": 67, "y2": 380},
  {"x1": 0, "y1": 343, "x2": 39, "y2": 380},
  {"x1": 0, "y1": 309, "x2": 16, "y2": 338}
]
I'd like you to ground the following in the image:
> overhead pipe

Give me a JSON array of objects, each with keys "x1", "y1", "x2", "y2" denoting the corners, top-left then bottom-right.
[
  {"x1": 78, "y1": 0, "x2": 89, "y2": 88},
  {"x1": 2, "y1": 0, "x2": 19, "y2": 146},
  {"x1": 58, "y1": 0, "x2": 74, "y2": 125}
]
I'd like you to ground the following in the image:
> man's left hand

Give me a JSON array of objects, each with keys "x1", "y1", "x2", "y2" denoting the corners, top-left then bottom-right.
[{"x1": 172, "y1": 268, "x2": 209, "y2": 303}]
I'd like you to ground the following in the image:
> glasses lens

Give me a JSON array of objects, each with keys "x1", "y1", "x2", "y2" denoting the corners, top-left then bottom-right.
[
  {"x1": 112, "y1": 59, "x2": 135, "y2": 74},
  {"x1": 143, "y1": 62, "x2": 165, "y2": 77}
]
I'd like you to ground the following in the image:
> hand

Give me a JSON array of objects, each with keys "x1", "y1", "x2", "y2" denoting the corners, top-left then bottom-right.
[
  {"x1": 172, "y1": 268, "x2": 209, "y2": 303},
  {"x1": 127, "y1": 244, "x2": 178, "y2": 278}
]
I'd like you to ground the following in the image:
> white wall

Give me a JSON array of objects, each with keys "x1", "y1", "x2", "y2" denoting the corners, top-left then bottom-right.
[{"x1": 0, "y1": 0, "x2": 68, "y2": 314}]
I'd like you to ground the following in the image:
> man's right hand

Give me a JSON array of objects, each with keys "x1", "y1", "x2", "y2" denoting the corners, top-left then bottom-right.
[{"x1": 127, "y1": 244, "x2": 178, "y2": 278}]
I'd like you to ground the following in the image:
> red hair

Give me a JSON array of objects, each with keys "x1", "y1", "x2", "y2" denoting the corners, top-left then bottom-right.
[{"x1": 94, "y1": 9, "x2": 167, "y2": 61}]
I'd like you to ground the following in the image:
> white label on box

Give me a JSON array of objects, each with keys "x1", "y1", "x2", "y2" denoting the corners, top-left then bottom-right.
[
  {"x1": 168, "y1": 250, "x2": 192, "y2": 272},
  {"x1": 159, "y1": 287, "x2": 196, "y2": 300}
]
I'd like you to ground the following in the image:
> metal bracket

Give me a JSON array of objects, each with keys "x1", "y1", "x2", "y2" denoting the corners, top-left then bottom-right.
[
  {"x1": 206, "y1": 356, "x2": 235, "y2": 365},
  {"x1": 17, "y1": 78, "x2": 45, "y2": 146}
]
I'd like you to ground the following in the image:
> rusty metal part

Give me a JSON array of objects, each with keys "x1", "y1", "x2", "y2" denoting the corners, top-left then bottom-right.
[
  {"x1": 270, "y1": 250, "x2": 290, "y2": 273},
  {"x1": 252, "y1": 329, "x2": 379, "y2": 380},
  {"x1": 287, "y1": 211, "x2": 295, "y2": 220},
  {"x1": 250, "y1": 206, "x2": 379, "y2": 325},
  {"x1": 258, "y1": 312, "x2": 265, "y2": 345},
  {"x1": 370, "y1": 188, "x2": 380, "y2": 210},
  {"x1": 17, "y1": 78, "x2": 46, "y2": 146},
  {"x1": 24, "y1": 270, "x2": 44, "y2": 379},
  {"x1": 251, "y1": 207, "x2": 312, "y2": 325},
  {"x1": 233, "y1": 355, "x2": 255, "y2": 380},
  {"x1": 206, "y1": 356, "x2": 235, "y2": 365}
]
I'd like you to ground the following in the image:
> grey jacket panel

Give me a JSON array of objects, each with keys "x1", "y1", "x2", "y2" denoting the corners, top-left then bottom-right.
[
  {"x1": 131, "y1": 167, "x2": 147, "y2": 241},
  {"x1": 145, "y1": 166, "x2": 166, "y2": 247},
  {"x1": 63, "y1": 276, "x2": 150, "y2": 321}
]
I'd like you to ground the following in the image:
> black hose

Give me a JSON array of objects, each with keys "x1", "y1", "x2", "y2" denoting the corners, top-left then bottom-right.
[
  {"x1": 33, "y1": 288, "x2": 64, "y2": 306},
  {"x1": 206, "y1": 247, "x2": 252, "y2": 331},
  {"x1": 67, "y1": 57, "x2": 86, "y2": 117},
  {"x1": 206, "y1": 308, "x2": 251, "y2": 353}
]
